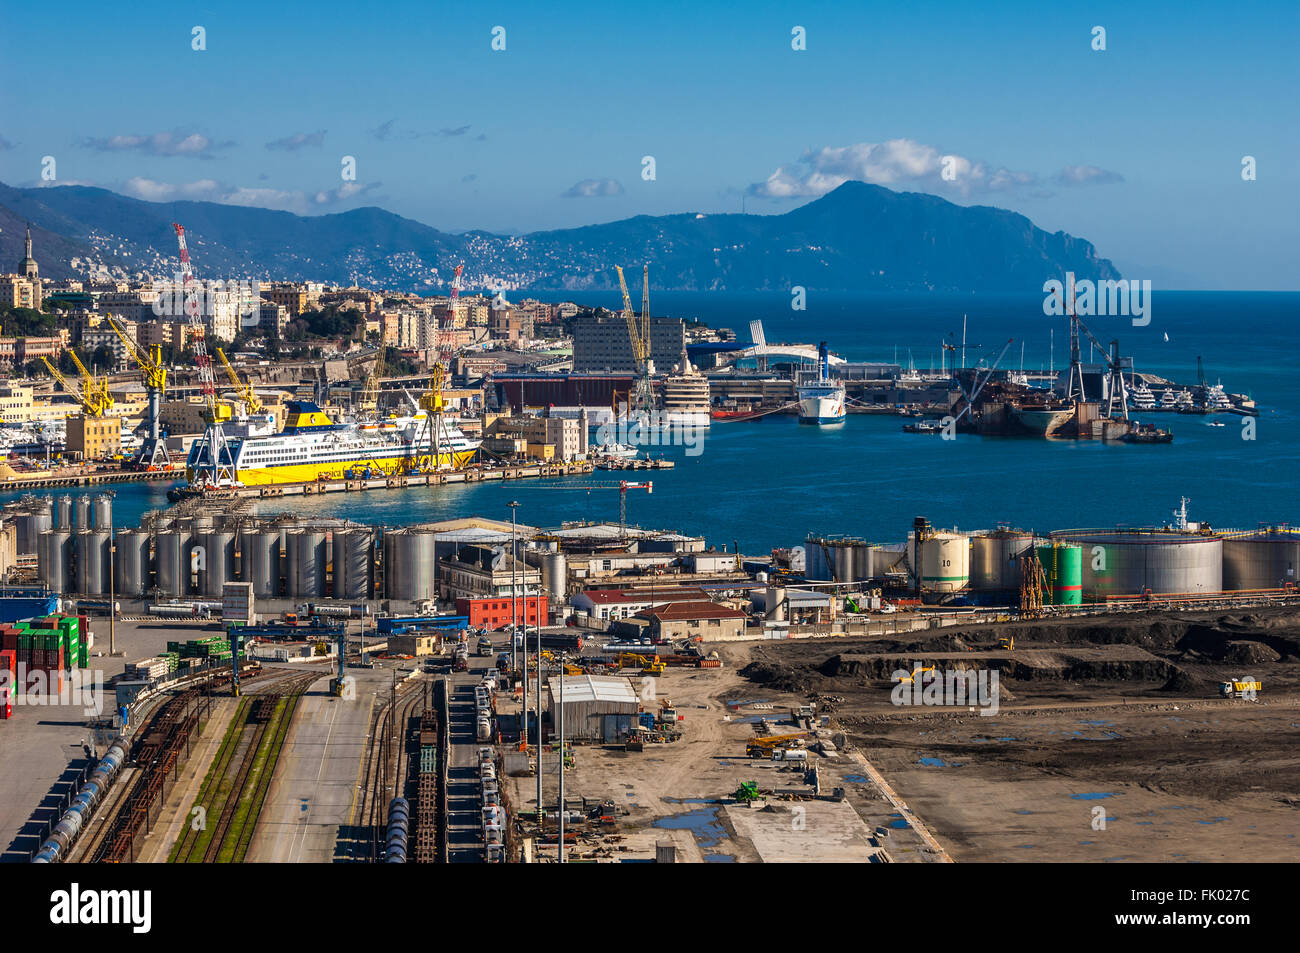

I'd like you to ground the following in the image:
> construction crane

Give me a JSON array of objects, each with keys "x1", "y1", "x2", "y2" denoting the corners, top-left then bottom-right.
[
  {"x1": 215, "y1": 347, "x2": 262, "y2": 414},
  {"x1": 41, "y1": 352, "x2": 114, "y2": 418},
  {"x1": 104, "y1": 315, "x2": 171, "y2": 469},
  {"x1": 618, "y1": 480, "x2": 652, "y2": 537},
  {"x1": 615, "y1": 264, "x2": 654, "y2": 419},
  {"x1": 173, "y1": 222, "x2": 236, "y2": 488}
]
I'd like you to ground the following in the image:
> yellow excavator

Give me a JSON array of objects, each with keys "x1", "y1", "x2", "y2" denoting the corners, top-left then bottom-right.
[{"x1": 617, "y1": 652, "x2": 665, "y2": 676}]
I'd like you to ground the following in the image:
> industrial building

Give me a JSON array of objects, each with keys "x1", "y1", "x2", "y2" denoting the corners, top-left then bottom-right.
[
  {"x1": 572, "y1": 314, "x2": 686, "y2": 375},
  {"x1": 545, "y1": 675, "x2": 640, "y2": 742},
  {"x1": 637, "y1": 600, "x2": 747, "y2": 641}
]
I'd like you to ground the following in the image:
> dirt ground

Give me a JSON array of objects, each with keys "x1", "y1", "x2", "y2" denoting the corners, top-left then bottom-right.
[{"x1": 737, "y1": 607, "x2": 1300, "y2": 862}]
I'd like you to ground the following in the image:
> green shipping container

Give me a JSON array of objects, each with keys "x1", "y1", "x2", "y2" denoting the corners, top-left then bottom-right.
[{"x1": 1037, "y1": 544, "x2": 1083, "y2": 605}]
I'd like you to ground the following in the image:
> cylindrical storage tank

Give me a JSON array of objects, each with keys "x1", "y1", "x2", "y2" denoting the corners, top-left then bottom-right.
[
  {"x1": 333, "y1": 529, "x2": 373, "y2": 600},
  {"x1": 155, "y1": 530, "x2": 187, "y2": 597},
  {"x1": 92, "y1": 493, "x2": 113, "y2": 531},
  {"x1": 1051, "y1": 530, "x2": 1222, "y2": 599},
  {"x1": 200, "y1": 531, "x2": 237, "y2": 597},
  {"x1": 74, "y1": 495, "x2": 91, "y2": 530},
  {"x1": 764, "y1": 586, "x2": 787, "y2": 622},
  {"x1": 919, "y1": 533, "x2": 970, "y2": 601},
  {"x1": 40, "y1": 529, "x2": 73, "y2": 594},
  {"x1": 115, "y1": 530, "x2": 150, "y2": 598},
  {"x1": 970, "y1": 531, "x2": 1034, "y2": 594},
  {"x1": 541, "y1": 552, "x2": 567, "y2": 602},
  {"x1": 1036, "y1": 543, "x2": 1082, "y2": 605},
  {"x1": 383, "y1": 530, "x2": 437, "y2": 601},
  {"x1": 241, "y1": 529, "x2": 281, "y2": 598},
  {"x1": 76, "y1": 530, "x2": 111, "y2": 595},
  {"x1": 1222, "y1": 532, "x2": 1300, "y2": 590},
  {"x1": 55, "y1": 495, "x2": 73, "y2": 530},
  {"x1": 286, "y1": 530, "x2": 327, "y2": 598}
]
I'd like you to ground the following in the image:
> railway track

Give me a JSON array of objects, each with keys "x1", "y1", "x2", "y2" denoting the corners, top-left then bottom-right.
[
  {"x1": 355, "y1": 676, "x2": 428, "y2": 861},
  {"x1": 169, "y1": 670, "x2": 319, "y2": 863}
]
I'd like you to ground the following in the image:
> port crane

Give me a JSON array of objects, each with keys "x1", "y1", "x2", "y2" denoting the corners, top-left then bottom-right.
[
  {"x1": 524, "y1": 479, "x2": 653, "y2": 538},
  {"x1": 104, "y1": 314, "x2": 172, "y2": 469},
  {"x1": 615, "y1": 264, "x2": 654, "y2": 419},
  {"x1": 173, "y1": 222, "x2": 237, "y2": 489},
  {"x1": 41, "y1": 350, "x2": 115, "y2": 418},
  {"x1": 215, "y1": 347, "x2": 262, "y2": 415},
  {"x1": 411, "y1": 262, "x2": 464, "y2": 472}
]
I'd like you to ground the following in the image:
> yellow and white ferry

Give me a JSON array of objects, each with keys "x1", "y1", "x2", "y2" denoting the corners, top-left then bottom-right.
[{"x1": 185, "y1": 401, "x2": 479, "y2": 486}]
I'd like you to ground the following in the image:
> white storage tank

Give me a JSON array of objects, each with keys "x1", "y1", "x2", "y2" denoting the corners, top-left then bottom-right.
[{"x1": 918, "y1": 532, "x2": 970, "y2": 601}]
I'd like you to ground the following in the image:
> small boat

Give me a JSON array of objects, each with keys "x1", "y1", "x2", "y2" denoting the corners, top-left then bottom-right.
[
  {"x1": 1205, "y1": 420, "x2": 1225, "y2": 428},
  {"x1": 902, "y1": 420, "x2": 944, "y2": 434}
]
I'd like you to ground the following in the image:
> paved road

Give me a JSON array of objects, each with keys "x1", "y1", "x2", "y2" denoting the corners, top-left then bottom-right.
[
  {"x1": 446, "y1": 650, "x2": 498, "y2": 863},
  {"x1": 246, "y1": 668, "x2": 386, "y2": 863}
]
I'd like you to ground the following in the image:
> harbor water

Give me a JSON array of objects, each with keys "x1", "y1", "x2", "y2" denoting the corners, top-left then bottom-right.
[{"x1": 4, "y1": 291, "x2": 1297, "y2": 554}]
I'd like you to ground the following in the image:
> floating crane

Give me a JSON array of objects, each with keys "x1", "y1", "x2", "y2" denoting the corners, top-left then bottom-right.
[
  {"x1": 41, "y1": 351, "x2": 114, "y2": 418},
  {"x1": 104, "y1": 314, "x2": 171, "y2": 470},
  {"x1": 615, "y1": 264, "x2": 654, "y2": 419},
  {"x1": 215, "y1": 347, "x2": 262, "y2": 415},
  {"x1": 173, "y1": 222, "x2": 237, "y2": 488}
]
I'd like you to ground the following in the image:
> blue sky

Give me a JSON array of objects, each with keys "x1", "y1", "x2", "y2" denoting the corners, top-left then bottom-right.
[{"x1": 1, "y1": 0, "x2": 1296, "y2": 288}]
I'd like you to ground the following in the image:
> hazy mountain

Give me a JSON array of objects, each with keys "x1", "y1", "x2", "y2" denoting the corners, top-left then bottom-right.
[{"x1": 0, "y1": 180, "x2": 1119, "y2": 294}]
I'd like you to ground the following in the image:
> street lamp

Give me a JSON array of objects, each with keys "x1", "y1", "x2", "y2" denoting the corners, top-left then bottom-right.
[{"x1": 506, "y1": 500, "x2": 520, "y2": 737}]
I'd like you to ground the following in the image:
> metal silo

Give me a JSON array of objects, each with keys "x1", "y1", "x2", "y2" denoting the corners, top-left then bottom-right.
[
  {"x1": 73, "y1": 496, "x2": 91, "y2": 531},
  {"x1": 541, "y1": 551, "x2": 567, "y2": 603},
  {"x1": 200, "y1": 530, "x2": 237, "y2": 597},
  {"x1": 286, "y1": 530, "x2": 327, "y2": 598},
  {"x1": 39, "y1": 529, "x2": 73, "y2": 594},
  {"x1": 77, "y1": 530, "x2": 111, "y2": 595},
  {"x1": 1051, "y1": 530, "x2": 1222, "y2": 598},
  {"x1": 91, "y1": 494, "x2": 113, "y2": 531},
  {"x1": 1036, "y1": 543, "x2": 1082, "y2": 605},
  {"x1": 241, "y1": 528, "x2": 281, "y2": 598},
  {"x1": 115, "y1": 530, "x2": 150, "y2": 598},
  {"x1": 383, "y1": 529, "x2": 437, "y2": 601},
  {"x1": 334, "y1": 528, "x2": 373, "y2": 600},
  {"x1": 55, "y1": 495, "x2": 72, "y2": 530},
  {"x1": 155, "y1": 529, "x2": 186, "y2": 597},
  {"x1": 1222, "y1": 531, "x2": 1300, "y2": 590}
]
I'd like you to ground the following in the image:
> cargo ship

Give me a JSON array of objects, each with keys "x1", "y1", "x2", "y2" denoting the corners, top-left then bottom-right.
[
  {"x1": 797, "y1": 342, "x2": 846, "y2": 425},
  {"x1": 1011, "y1": 400, "x2": 1076, "y2": 436},
  {"x1": 184, "y1": 401, "x2": 480, "y2": 487}
]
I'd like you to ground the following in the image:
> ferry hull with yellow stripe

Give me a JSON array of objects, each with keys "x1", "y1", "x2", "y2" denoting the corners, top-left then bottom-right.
[{"x1": 186, "y1": 449, "x2": 478, "y2": 486}]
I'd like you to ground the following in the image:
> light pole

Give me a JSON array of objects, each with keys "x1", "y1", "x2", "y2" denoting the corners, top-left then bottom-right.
[
  {"x1": 558, "y1": 646, "x2": 565, "y2": 863},
  {"x1": 108, "y1": 493, "x2": 117, "y2": 657},
  {"x1": 507, "y1": 500, "x2": 522, "y2": 754}
]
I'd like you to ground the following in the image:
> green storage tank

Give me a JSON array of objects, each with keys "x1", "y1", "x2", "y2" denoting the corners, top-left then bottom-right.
[{"x1": 1038, "y1": 544, "x2": 1083, "y2": 605}]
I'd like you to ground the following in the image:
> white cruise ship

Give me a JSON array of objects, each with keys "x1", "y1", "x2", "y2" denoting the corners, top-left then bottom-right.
[
  {"x1": 185, "y1": 400, "x2": 479, "y2": 486},
  {"x1": 798, "y1": 342, "x2": 846, "y2": 425}
]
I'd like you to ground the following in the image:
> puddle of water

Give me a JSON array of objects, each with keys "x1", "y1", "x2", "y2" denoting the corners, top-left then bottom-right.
[
  {"x1": 1014, "y1": 844, "x2": 1036, "y2": 849},
  {"x1": 1135, "y1": 821, "x2": 1153, "y2": 826},
  {"x1": 918, "y1": 757, "x2": 961, "y2": 767},
  {"x1": 1070, "y1": 792, "x2": 1118, "y2": 800},
  {"x1": 662, "y1": 797, "x2": 717, "y2": 805},
  {"x1": 889, "y1": 819, "x2": 910, "y2": 830},
  {"x1": 1196, "y1": 817, "x2": 1230, "y2": 825},
  {"x1": 704, "y1": 853, "x2": 736, "y2": 863},
  {"x1": 844, "y1": 774, "x2": 868, "y2": 783},
  {"x1": 653, "y1": 807, "x2": 726, "y2": 848},
  {"x1": 1079, "y1": 720, "x2": 1116, "y2": 727},
  {"x1": 1014, "y1": 809, "x2": 1033, "y2": 815},
  {"x1": 1079, "y1": 840, "x2": 1095, "y2": 845}
]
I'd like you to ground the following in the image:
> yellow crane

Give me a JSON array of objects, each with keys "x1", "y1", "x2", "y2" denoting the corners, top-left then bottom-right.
[
  {"x1": 359, "y1": 344, "x2": 384, "y2": 414},
  {"x1": 615, "y1": 264, "x2": 654, "y2": 417},
  {"x1": 215, "y1": 347, "x2": 262, "y2": 414},
  {"x1": 41, "y1": 352, "x2": 115, "y2": 418},
  {"x1": 104, "y1": 314, "x2": 172, "y2": 469}
]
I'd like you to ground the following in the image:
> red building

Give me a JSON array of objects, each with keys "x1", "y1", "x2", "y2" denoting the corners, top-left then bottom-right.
[{"x1": 456, "y1": 594, "x2": 548, "y2": 631}]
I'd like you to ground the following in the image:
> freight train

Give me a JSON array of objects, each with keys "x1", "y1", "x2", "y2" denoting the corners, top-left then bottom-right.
[{"x1": 32, "y1": 740, "x2": 128, "y2": 863}]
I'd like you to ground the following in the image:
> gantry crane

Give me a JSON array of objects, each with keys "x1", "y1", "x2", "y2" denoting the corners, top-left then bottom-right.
[
  {"x1": 618, "y1": 480, "x2": 652, "y2": 537},
  {"x1": 41, "y1": 351, "x2": 114, "y2": 418},
  {"x1": 215, "y1": 347, "x2": 262, "y2": 415},
  {"x1": 173, "y1": 222, "x2": 237, "y2": 488},
  {"x1": 615, "y1": 264, "x2": 654, "y2": 419},
  {"x1": 104, "y1": 314, "x2": 171, "y2": 470}
]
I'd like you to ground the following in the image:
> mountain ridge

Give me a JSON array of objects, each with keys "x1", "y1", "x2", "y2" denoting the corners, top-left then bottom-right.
[{"x1": 0, "y1": 180, "x2": 1120, "y2": 294}]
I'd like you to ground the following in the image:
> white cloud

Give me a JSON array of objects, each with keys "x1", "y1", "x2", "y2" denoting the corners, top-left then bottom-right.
[
  {"x1": 562, "y1": 178, "x2": 624, "y2": 198},
  {"x1": 82, "y1": 131, "x2": 234, "y2": 158},
  {"x1": 748, "y1": 138, "x2": 1041, "y2": 199},
  {"x1": 122, "y1": 176, "x2": 380, "y2": 212},
  {"x1": 1055, "y1": 164, "x2": 1124, "y2": 186}
]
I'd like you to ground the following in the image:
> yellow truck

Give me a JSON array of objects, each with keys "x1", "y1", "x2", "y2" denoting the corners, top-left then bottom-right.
[{"x1": 1219, "y1": 678, "x2": 1262, "y2": 699}]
